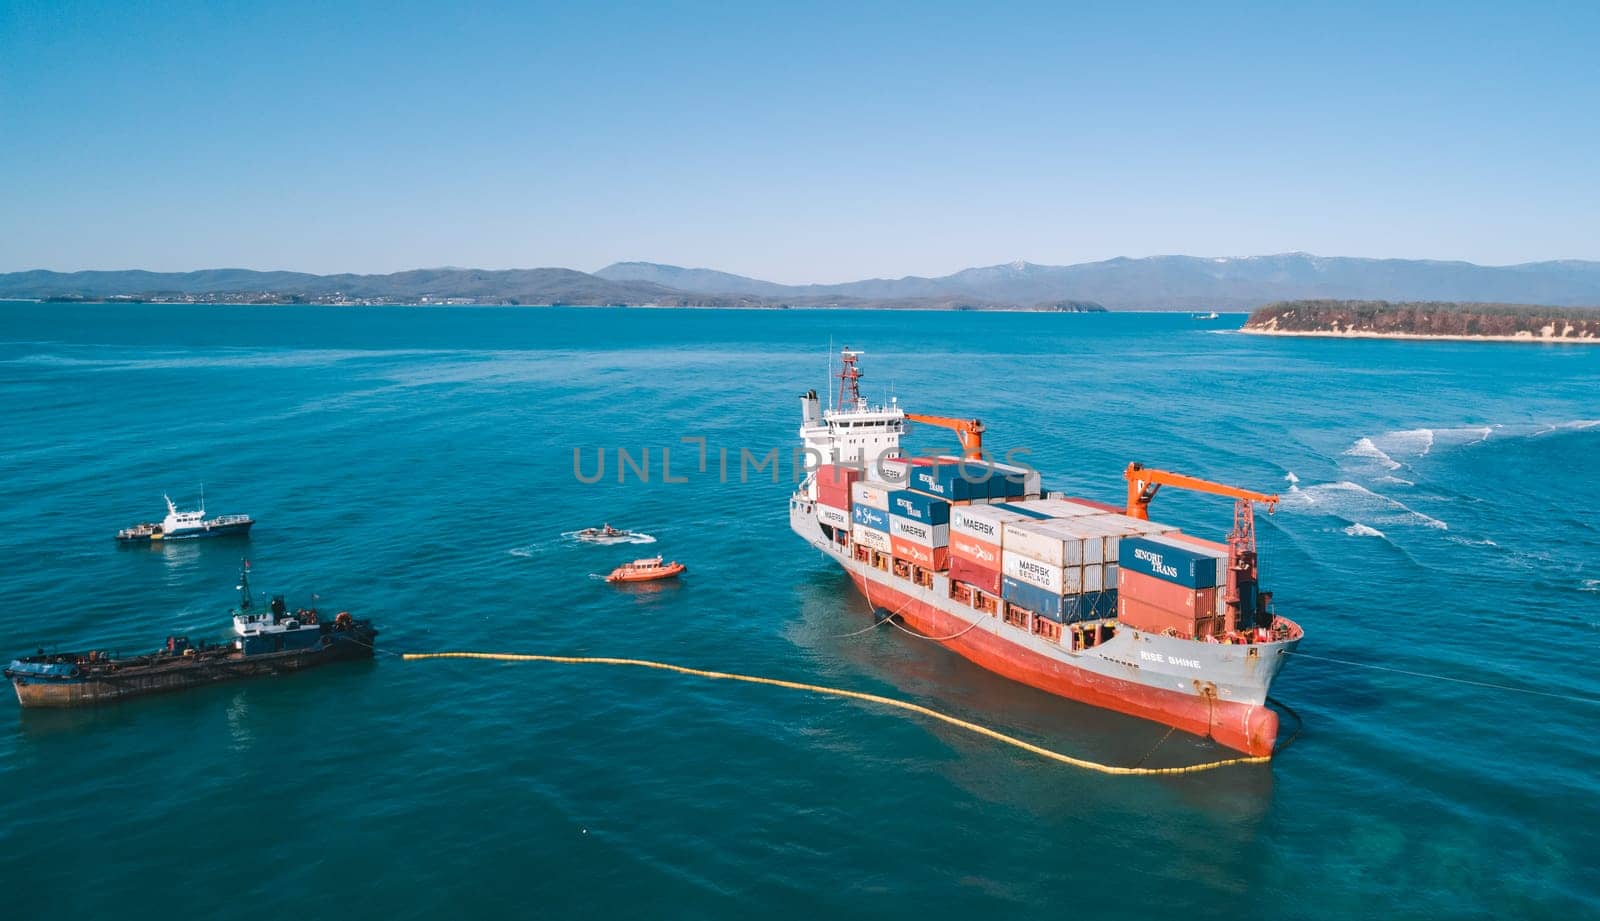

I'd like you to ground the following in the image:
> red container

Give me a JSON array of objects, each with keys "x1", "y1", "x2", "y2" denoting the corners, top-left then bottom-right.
[
  {"x1": 948, "y1": 532, "x2": 1001, "y2": 569},
  {"x1": 815, "y1": 464, "x2": 861, "y2": 508},
  {"x1": 891, "y1": 536, "x2": 949, "y2": 571},
  {"x1": 1118, "y1": 597, "x2": 1215, "y2": 638},
  {"x1": 948, "y1": 555, "x2": 1002, "y2": 595},
  {"x1": 1119, "y1": 568, "x2": 1218, "y2": 616}
]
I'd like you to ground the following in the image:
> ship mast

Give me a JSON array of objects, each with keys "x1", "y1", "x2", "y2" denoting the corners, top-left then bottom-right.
[
  {"x1": 237, "y1": 559, "x2": 253, "y2": 611},
  {"x1": 836, "y1": 348, "x2": 864, "y2": 410}
]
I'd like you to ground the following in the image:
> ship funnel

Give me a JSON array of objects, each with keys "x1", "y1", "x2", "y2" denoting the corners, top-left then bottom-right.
[{"x1": 801, "y1": 389, "x2": 822, "y2": 426}]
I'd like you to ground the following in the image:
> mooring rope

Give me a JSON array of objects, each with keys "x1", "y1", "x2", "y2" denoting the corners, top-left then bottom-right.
[{"x1": 402, "y1": 652, "x2": 1276, "y2": 775}]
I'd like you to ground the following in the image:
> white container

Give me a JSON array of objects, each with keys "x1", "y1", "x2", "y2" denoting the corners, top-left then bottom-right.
[
  {"x1": 853, "y1": 525, "x2": 891, "y2": 553},
  {"x1": 949, "y1": 504, "x2": 1025, "y2": 543},
  {"x1": 1003, "y1": 519, "x2": 1082, "y2": 567},
  {"x1": 816, "y1": 503, "x2": 850, "y2": 529},
  {"x1": 851, "y1": 481, "x2": 891, "y2": 511},
  {"x1": 889, "y1": 515, "x2": 950, "y2": 547},
  {"x1": 999, "y1": 498, "x2": 1106, "y2": 519},
  {"x1": 1084, "y1": 564, "x2": 1104, "y2": 593},
  {"x1": 1002, "y1": 549, "x2": 1084, "y2": 595}
]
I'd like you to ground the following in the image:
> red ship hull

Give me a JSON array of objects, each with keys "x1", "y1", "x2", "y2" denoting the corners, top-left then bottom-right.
[{"x1": 847, "y1": 572, "x2": 1280, "y2": 756}]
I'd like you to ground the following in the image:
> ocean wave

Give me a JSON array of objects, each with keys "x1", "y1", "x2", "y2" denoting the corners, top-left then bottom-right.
[
  {"x1": 1582, "y1": 579, "x2": 1600, "y2": 594},
  {"x1": 1283, "y1": 480, "x2": 1449, "y2": 531},
  {"x1": 1342, "y1": 437, "x2": 1401, "y2": 470},
  {"x1": 1343, "y1": 523, "x2": 1386, "y2": 538},
  {"x1": 1374, "y1": 475, "x2": 1415, "y2": 486}
]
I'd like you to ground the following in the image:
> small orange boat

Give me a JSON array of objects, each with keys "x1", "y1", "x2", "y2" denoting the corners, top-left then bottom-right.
[{"x1": 605, "y1": 556, "x2": 686, "y2": 583}]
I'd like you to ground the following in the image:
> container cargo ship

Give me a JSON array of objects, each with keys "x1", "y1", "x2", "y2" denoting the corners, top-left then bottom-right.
[
  {"x1": 4, "y1": 563, "x2": 376, "y2": 708},
  {"x1": 789, "y1": 350, "x2": 1302, "y2": 756}
]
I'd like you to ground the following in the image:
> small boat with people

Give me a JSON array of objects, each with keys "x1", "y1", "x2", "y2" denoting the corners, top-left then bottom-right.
[
  {"x1": 116, "y1": 492, "x2": 253, "y2": 542},
  {"x1": 4, "y1": 561, "x2": 376, "y2": 708},
  {"x1": 573, "y1": 523, "x2": 652, "y2": 544},
  {"x1": 605, "y1": 556, "x2": 686, "y2": 583}
]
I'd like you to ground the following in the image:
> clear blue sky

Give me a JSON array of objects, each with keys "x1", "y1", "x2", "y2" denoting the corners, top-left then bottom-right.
[{"x1": 2, "y1": 0, "x2": 1596, "y2": 283}]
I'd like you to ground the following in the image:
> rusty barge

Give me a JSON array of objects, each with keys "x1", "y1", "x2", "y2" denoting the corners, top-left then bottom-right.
[{"x1": 5, "y1": 562, "x2": 377, "y2": 708}]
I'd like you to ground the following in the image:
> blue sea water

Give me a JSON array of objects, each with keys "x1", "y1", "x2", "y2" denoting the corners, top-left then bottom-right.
[{"x1": 1, "y1": 302, "x2": 1596, "y2": 919}]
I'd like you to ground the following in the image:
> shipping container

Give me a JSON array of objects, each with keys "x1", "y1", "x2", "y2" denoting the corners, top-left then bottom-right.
[
  {"x1": 1058, "y1": 495, "x2": 1126, "y2": 514},
  {"x1": 1001, "y1": 577, "x2": 1115, "y2": 624},
  {"x1": 814, "y1": 464, "x2": 862, "y2": 508},
  {"x1": 879, "y1": 456, "x2": 935, "y2": 486},
  {"x1": 1118, "y1": 597, "x2": 1217, "y2": 639},
  {"x1": 907, "y1": 460, "x2": 988, "y2": 502},
  {"x1": 852, "y1": 525, "x2": 891, "y2": 553},
  {"x1": 1002, "y1": 517, "x2": 1102, "y2": 567},
  {"x1": 851, "y1": 481, "x2": 891, "y2": 511},
  {"x1": 950, "y1": 505, "x2": 1021, "y2": 542},
  {"x1": 1119, "y1": 535, "x2": 1219, "y2": 589},
  {"x1": 889, "y1": 515, "x2": 950, "y2": 547},
  {"x1": 1118, "y1": 567, "x2": 1219, "y2": 616},
  {"x1": 1064, "y1": 514, "x2": 1174, "y2": 564},
  {"x1": 1160, "y1": 532, "x2": 1231, "y2": 588},
  {"x1": 949, "y1": 555, "x2": 1002, "y2": 596},
  {"x1": 816, "y1": 503, "x2": 850, "y2": 529},
  {"x1": 887, "y1": 489, "x2": 951, "y2": 525},
  {"x1": 948, "y1": 531, "x2": 1001, "y2": 568},
  {"x1": 1004, "y1": 498, "x2": 1107, "y2": 519},
  {"x1": 891, "y1": 536, "x2": 949, "y2": 571},
  {"x1": 990, "y1": 501, "x2": 1056, "y2": 520},
  {"x1": 982, "y1": 459, "x2": 1042, "y2": 499},
  {"x1": 851, "y1": 503, "x2": 889, "y2": 532},
  {"x1": 1001, "y1": 549, "x2": 1085, "y2": 595}
]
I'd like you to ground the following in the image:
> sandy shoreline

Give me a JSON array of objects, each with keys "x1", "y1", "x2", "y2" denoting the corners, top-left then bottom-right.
[{"x1": 1239, "y1": 327, "x2": 1600, "y2": 345}]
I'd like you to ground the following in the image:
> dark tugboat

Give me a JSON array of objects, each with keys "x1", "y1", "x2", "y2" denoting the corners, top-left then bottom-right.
[{"x1": 4, "y1": 562, "x2": 377, "y2": 709}]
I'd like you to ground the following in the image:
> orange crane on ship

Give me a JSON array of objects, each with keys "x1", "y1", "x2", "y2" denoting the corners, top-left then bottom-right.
[
  {"x1": 1123, "y1": 462, "x2": 1280, "y2": 636},
  {"x1": 904, "y1": 413, "x2": 986, "y2": 460}
]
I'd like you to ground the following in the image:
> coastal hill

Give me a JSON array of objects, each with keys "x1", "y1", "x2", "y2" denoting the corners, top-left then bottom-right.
[
  {"x1": 5, "y1": 253, "x2": 1600, "y2": 310},
  {"x1": 1243, "y1": 300, "x2": 1600, "y2": 342},
  {"x1": 599, "y1": 254, "x2": 1600, "y2": 310}
]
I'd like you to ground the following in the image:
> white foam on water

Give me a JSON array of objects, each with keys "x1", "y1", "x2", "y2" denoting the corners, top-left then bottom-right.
[
  {"x1": 1377, "y1": 428, "x2": 1435, "y2": 458},
  {"x1": 1533, "y1": 419, "x2": 1600, "y2": 437},
  {"x1": 1343, "y1": 523, "x2": 1386, "y2": 538},
  {"x1": 1581, "y1": 579, "x2": 1600, "y2": 593},
  {"x1": 1375, "y1": 475, "x2": 1416, "y2": 486},
  {"x1": 1284, "y1": 471, "x2": 1300, "y2": 486},
  {"x1": 1284, "y1": 480, "x2": 1449, "y2": 532},
  {"x1": 1343, "y1": 437, "x2": 1401, "y2": 470}
]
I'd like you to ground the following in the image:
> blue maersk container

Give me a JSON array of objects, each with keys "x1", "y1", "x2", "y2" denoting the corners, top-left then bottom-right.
[
  {"x1": 888, "y1": 489, "x2": 950, "y2": 525},
  {"x1": 1001, "y1": 577, "x2": 1118, "y2": 624},
  {"x1": 851, "y1": 503, "x2": 889, "y2": 532},
  {"x1": 1119, "y1": 536, "x2": 1217, "y2": 589}
]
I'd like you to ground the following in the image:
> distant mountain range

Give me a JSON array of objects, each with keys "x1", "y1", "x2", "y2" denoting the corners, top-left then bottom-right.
[
  {"x1": 4, "y1": 253, "x2": 1599, "y2": 310},
  {"x1": 597, "y1": 254, "x2": 1600, "y2": 310}
]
